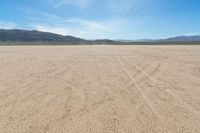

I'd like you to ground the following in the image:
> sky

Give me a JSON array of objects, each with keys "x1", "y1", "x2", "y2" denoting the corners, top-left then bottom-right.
[{"x1": 0, "y1": 0, "x2": 200, "y2": 39}]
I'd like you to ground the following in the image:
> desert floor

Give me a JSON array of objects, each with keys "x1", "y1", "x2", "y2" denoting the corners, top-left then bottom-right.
[{"x1": 1, "y1": 45, "x2": 200, "y2": 133}]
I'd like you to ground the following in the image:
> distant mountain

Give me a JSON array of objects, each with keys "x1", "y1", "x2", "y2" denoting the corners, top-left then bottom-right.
[
  {"x1": 129, "y1": 36, "x2": 200, "y2": 42},
  {"x1": 133, "y1": 39, "x2": 155, "y2": 42},
  {"x1": 115, "y1": 39, "x2": 132, "y2": 42},
  {"x1": 0, "y1": 29, "x2": 200, "y2": 43},
  {"x1": 132, "y1": 36, "x2": 200, "y2": 42},
  {"x1": 93, "y1": 39, "x2": 117, "y2": 43},
  {"x1": 160, "y1": 35, "x2": 200, "y2": 42},
  {"x1": 0, "y1": 29, "x2": 85, "y2": 42}
]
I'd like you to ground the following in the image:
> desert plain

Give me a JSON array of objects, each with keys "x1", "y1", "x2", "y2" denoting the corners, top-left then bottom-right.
[{"x1": 0, "y1": 45, "x2": 200, "y2": 133}]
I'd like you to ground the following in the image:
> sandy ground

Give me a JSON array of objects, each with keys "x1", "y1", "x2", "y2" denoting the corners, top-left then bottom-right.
[{"x1": 0, "y1": 45, "x2": 200, "y2": 133}]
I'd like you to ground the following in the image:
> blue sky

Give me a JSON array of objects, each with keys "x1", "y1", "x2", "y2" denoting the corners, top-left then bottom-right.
[{"x1": 0, "y1": 0, "x2": 200, "y2": 39}]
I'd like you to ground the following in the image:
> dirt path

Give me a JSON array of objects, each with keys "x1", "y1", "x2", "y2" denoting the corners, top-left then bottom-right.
[{"x1": 0, "y1": 45, "x2": 200, "y2": 133}]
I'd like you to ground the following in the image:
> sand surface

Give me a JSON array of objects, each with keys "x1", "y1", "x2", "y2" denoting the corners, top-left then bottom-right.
[{"x1": 1, "y1": 45, "x2": 200, "y2": 133}]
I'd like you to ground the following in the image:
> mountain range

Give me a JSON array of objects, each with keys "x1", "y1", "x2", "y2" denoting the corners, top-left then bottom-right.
[
  {"x1": 160, "y1": 36, "x2": 200, "y2": 42},
  {"x1": 0, "y1": 29, "x2": 85, "y2": 42},
  {"x1": 0, "y1": 29, "x2": 200, "y2": 43}
]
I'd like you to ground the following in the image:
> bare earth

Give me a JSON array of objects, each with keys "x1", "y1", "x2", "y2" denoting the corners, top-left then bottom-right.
[{"x1": 1, "y1": 45, "x2": 200, "y2": 133}]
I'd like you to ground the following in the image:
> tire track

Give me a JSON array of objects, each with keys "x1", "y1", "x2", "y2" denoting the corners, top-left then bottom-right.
[
  {"x1": 113, "y1": 49, "x2": 163, "y2": 121},
  {"x1": 122, "y1": 54, "x2": 200, "y2": 115}
]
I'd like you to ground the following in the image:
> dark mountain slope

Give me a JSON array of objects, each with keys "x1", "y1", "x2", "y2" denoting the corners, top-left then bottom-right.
[{"x1": 0, "y1": 29, "x2": 85, "y2": 42}]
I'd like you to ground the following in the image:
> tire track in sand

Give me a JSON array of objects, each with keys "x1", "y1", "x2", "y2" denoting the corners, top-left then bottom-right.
[
  {"x1": 113, "y1": 49, "x2": 163, "y2": 121},
  {"x1": 121, "y1": 55, "x2": 200, "y2": 115}
]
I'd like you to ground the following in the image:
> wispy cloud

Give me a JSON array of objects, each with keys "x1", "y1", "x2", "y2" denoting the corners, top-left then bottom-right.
[
  {"x1": 47, "y1": 0, "x2": 148, "y2": 12},
  {"x1": 30, "y1": 15, "x2": 143, "y2": 39},
  {"x1": 30, "y1": 17, "x2": 113, "y2": 39},
  {"x1": 0, "y1": 20, "x2": 17, "y2": 29},
  {"x1": 17, "y1": 0, "x2": 152, "y2": 39},
  {"x1": 64, "y1": 18, "x2": 111, "y2": 32},
  {"x1": 106, "y1": 0, "x2": 142, "y2": 14},
  {"x1": 49, "y1": 0, "x2": 91, "y2": 8}
]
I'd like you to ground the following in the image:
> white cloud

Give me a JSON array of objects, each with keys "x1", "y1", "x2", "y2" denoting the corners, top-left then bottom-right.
[
  {"x1": 26, "y1": 5, "x2": 148, "y2": 39},
  {"x1": 64, "y1": 18, "x2": 111, "y2": 32},
  {"x1": 105, "y1": 0, "x2": 146, "y2": 15},
  {"x1": 19, "y1": 8, "x2": 116, "y2": 39},
  {"x1": 30, "y1": 18, "x2": 113, "y2": 39},
  {"x1": 0, "y1": 20, "x2": 17, "y2": 29},
  {"x1": 48, "y1": 0, "x2": 148, "y2": 13},
  {"x1": 50, "y1": 0, "x2": 91, "y2": 8},
  {"x1": 30, "y1": 16, "x2": 143, "y2": 39}
]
